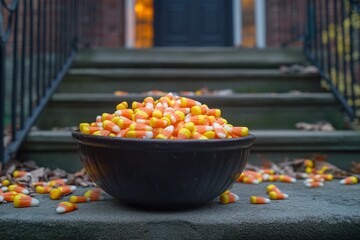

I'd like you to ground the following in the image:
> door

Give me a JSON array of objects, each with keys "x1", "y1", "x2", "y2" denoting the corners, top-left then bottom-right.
[{"x1": 154, "y1": 0, "x2": 233, "y2": 46}]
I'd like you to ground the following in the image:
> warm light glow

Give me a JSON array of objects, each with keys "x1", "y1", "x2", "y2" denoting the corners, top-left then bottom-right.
[
  {"x1": 134, "y1": 0, "x2": 153, "y2": 48},
  {"x1": 241, "y1": 0, "x2": 256, "y2": 48}
]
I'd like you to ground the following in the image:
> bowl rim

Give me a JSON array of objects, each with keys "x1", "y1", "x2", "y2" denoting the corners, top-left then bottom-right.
[{"x1": 72, "y1": 130, "x2": 256, "y2": 151}]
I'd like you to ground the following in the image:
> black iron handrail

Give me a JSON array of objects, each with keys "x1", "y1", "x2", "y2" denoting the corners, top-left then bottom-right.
[
  {"x1": 1, "y1": 0, "x2": 96, "y2": 165},
  {"x1": 304, "y1": 0, "x2": 360, "y2": 121}
]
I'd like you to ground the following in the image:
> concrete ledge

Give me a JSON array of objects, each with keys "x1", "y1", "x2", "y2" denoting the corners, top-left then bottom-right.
[{"x1": 1, "y1": 182, "x2": 359, "y2": 239}]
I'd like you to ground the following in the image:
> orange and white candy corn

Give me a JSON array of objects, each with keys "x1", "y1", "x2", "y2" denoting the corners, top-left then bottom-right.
[
  {"x1": 219, "y1": 191, "x2": 239, "y2": 204},
  {"x1": 47, "y1": 179, "x2": 68, "y2": 187},
  {"x1": 36, "y1": 185, "x2": 53, "y2": 194},
  {"x1": 13, "y1": 194, "x2": 39, "y2": 208},
  {"x1": 1, "y1": 191, "x2": 18, "y2": 202},
  {"x1": 8, "y1": 185, "x2": 29, "y2": 195},
  {"x1": 126, "y1": 130, "x2": 153, "y2": 139},
  {"x1": 193, "y1": 125, "x2": 213, "y2": 134},
  {"x1": 116, "y1": 117, "x2": 133, "y2": 129},
  {"x1": 103, "y1": 120, "x2": 120, "y2": 133},
  {"x1": 50, "y1": 186, "x2": 76, "y2": 200},
  {"x1": 13, "y1": 170, "x2": 30, "y2": 178},
  {"x1": 266, "y1": 184, "x2": 282, "y2": 194},
  {"x1": 150, "y1": 117, "x2": 168, "y2": 128},
  {"x1": 177, "y1": 128, "x2": 191, "y2": 139},
  {"x1": 192, "y1": 132, "x2": 208, "y2": 140},
  {"x1": 114, "y1": 109, "x2": 133, "y2": 119},
  {"x1": 213, "y1": 122, "x2": 227, "y2": 139},
  {"x1": 278, "y1": 175, "x2": 296, "y2": 183},
  {"x1": 304, "y1": 182, "x2": 324, "y2": 188},
  {"x1": 80, "y1": 123, "x2": 101, "y2": 134},
  {"x1": 116, "y1": 101, "x2": 128, "y2": 110},
  {"x1": 180, "y1": 97, "x2": 201, "y2": 108},
  {"x1": 84, "y1": 188, "x2": 104, "y2": 201},
  {"x1": 2, "y1": 179, "x2": 10, "y2": 186},
  {"x1": 156, "y1": 125, "x2": 174, "y2": 139},
  {"x1": 242, "y1": 176, "x2": 260, "y2": 184},
  {"x1": 129, "y1": 122, "x2": 152, "y2": 131},
  {"x1": 190, "y1": 105, "x2": 209, "y2": 116},
  {"x1": 56, "y1": 201, "x2": 78, "y2": 214},
  {"x1": 70, "y1": 195, "x2": 91, "y2": 203},
  {"x1": 223, "y1": 125, "x2": 249, "y2": 137},
  {"x1": 207, "y1": 109, "x2": 221, "y2": 118},
  {"x1": 340, "y1": 176, "x2": 358, "y2": 185},
  {"x1": 269, "y1": 191, "x2": 288, "y2": 200},
  {"x1": 250, "y1": 196, "x2": 270, "y2": 204}
]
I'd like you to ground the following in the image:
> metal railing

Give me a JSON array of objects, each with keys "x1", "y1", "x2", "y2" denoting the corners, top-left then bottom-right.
[
  {"x1": 0, "y1": 0, "x2": 96, "y2": 165},
  {"x1": 304, "y1": 0, "x2": 360, "y2": 121}
]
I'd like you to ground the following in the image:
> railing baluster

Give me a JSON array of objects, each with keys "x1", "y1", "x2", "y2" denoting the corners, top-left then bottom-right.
[
  {"x1": 349, "y1": 5, "x2": 357, "y2": 115},
  {"x1": 20, "y1": 0, "x2": 27, "y2": 129},
  {"x1": 313, "y1": 0, "x2": 319, "y2": 62},
  {"x1": 48, "y1": 0, "x2": 53, "y2": 85},
  {"x1": 36, "y1": 0, "x2": 41, "y2": 105},
  {"x1": 341, "y1": 0, "x2": 348, "y2": 100},
  {"x1": 334, "y1": 0, "x2": 340, "y2": 89},
  {"x1": 29, "y1": 0, "x2": 34, "y2": 116},
  {"x1": 41, "y1": 0, "x2": 46, "y2": 95},
  {"x1": 11, "y1": 4, "x2": 19, "y2": 142},
  {"x1": 325, "y1": 0, "x2": 332, "y2": 80}
]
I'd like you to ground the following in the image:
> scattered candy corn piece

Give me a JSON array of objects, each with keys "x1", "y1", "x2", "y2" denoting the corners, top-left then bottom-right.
[
  {"x1": 219, "y1": 191, "x2": 239, "y2": 204},
  {"x1": 250, "y1": 196, "x2": 270, "y2": 204},
  {"x1": 13, "y1": 194, "x2": 39, "y2": 208},
  {"x1": 340, "y1": 176, "x2": 358, "y2": 185},
  {"x1": 56, "y1": 202, "x2": 78, "y2": 214}
]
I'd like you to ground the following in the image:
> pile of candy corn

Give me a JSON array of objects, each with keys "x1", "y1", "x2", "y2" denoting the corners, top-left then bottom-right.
[{"x1": 79, "y1": 93, "x2": 249, "y2": 140}]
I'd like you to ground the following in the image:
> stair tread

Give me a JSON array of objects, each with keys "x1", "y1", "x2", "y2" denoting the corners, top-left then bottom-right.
[
  {"x1": 68, "y1": 68, "x2": 318, "y2": 78},
  {"x1": 73, "y1": 48, "x2": 308, "y2": 68},
  {"x1": 51, "y1": 92, "x2": 337, "y2": 105}
]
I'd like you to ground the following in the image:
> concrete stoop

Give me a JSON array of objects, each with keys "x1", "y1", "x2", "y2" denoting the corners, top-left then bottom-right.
[{"x1": 1, "y1": 182, "x2": 359, "y2": 239}]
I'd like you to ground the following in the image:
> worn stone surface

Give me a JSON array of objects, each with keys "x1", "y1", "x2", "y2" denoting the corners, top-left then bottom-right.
[{"x1": 1, "y1": 181, "x2": 359, "y2": 239}]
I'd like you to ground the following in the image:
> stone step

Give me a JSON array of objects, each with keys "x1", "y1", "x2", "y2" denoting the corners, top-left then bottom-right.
[
  {"x1": 19, "y1": 130, "x2": 360, "y2": 172},
  {"x1": 73, "y1": 47, "x2": 309, "y2": 69},
  {"x1": 2, "y1": 182, "x2": 359, "y2": 239},
  {"x1": 34, "y1": 93, "x2": 345, "y2": 130},
  {"x1": 58, "y1": 68, "x2": 321, "y2": 93}
]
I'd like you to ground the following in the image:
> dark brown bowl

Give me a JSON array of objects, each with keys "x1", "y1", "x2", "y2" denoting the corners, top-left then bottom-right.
[{"x1": 72, "y1": 130, "x2": 255, "y2": 209}]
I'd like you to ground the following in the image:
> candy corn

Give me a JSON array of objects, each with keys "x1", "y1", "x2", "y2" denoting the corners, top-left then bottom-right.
[
  {"x1": 219, "y1": 191, "x2": 239, "y2": 204},
  {"x1": 84, "y1": 188, "x2": 104, "y2": 201},
  {"x1": 8, "y1": 185, "x2": 29, "y2": 194},
  {"x1": 13, "y1": 194, "x2": 39, "y2": 208},
  {"x1": 70, "y1": 195, "x2": 91, "y2": 203},
  {"x1": 269, "y1": 191, "x2": 288, "y2": 200},
  {"x1": 79, "y1": 94, "x2": 250, "y2": 140},
  {"x1": 250, "y1": 196, "x2": 270, "y2": 204},
  {"x1": 266, "y1": 184, "x2": 282, "y2": 194},
  {"x1": 56, "y1": 202, "x2": 78, "y2": 214},
  {"x1": 2, "y1": 191, "x2": 18, "y2": 202},
  {"x1": 13, "y1": 170, "x2": 30, "y2": 178},
  {"x1": 340, "y1": 176, "x2": 358, "y2": 185},
  {"x1": 36, "y1": 185, "x2": 53, "y2": 194},
  {"x1": 278, "y1": 175, "x2": 297, "y2": 183}
]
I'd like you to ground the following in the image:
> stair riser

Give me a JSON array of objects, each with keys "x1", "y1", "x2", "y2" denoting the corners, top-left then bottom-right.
[
  {"x1": 19, "y1": 135, "x2": 359, "y2": 172},
  {"x1": 35, "y1": 101, "x2": 344, "y2": 130},
  {"x1": 58, "y1": 75, "x2": 321, "y2": 94}
]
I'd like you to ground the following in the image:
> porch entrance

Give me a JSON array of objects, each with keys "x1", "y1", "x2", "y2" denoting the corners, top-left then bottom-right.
[{"x1": 153, "y1": 0, "x2": 233, "y2": 47}]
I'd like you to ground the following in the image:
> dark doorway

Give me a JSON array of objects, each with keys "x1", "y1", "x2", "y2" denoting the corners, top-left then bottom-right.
[{"x1": 154, "y1": 0, "x2": 233, "y2": 46}]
